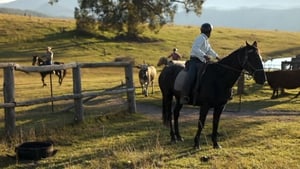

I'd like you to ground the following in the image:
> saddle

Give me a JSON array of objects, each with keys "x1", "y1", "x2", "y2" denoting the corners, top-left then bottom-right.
[{"x1": 174, "y1": 64, "x2": 207, "y2": 105}]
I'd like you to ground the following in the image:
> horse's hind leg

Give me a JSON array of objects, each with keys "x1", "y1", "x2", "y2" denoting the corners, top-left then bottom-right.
[
  {"x1": 163, "y1": 93, "x2": 177, "y2": 143},
  {"x1": 173, "y1": 97, "x2": 184, "y2": 142},
  {"x1": 271, "y1": 89, "x2": 277, "y2": 99},
  {"x1": 55, "y1": 71, "x2": 63, "y2": 85}
]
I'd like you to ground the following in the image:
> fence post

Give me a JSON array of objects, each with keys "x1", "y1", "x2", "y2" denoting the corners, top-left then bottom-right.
[
  {"x1": 125, "y1": 63, "x2": 136, "y2": 113},
  {"x1": 72, "y1": 63, "x2": 84, "y2": 123},
  {"x1": 237, "y1": 74, "x2": 245, "y2": 95},
  {"x1": 3, "y1": 65, "x2": 16, "y2": 139}
]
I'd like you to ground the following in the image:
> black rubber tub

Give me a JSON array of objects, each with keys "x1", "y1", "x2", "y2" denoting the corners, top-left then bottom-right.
[{"x1": 15, "y1": 141, "x2": 56, "y2": 161}]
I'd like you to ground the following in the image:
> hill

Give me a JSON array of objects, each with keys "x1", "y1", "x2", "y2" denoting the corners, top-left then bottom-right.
[
  {"x1": 0, "y1": 7, "x2": 48, "y2": 17},
  {"x1": 0, "y1": 0, "x2": 300, "y2": 32},
  {"x1": 0, "y1": 13, "x2": 300, "y2": 66},
  {"x1": 0, "y1": 0, "x2": 77, "y2": 18}
]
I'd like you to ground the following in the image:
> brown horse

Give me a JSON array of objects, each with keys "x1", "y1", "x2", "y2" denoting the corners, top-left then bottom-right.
[
  {"x1": 156, "y1": 56, "x2": 186, "y2": 67},
  {"x1": 32, "y1": 55, "x2": 67, "y2": 87},
  {"x1": 159, "y1": 41, "x2": 266, "y2": 149}
]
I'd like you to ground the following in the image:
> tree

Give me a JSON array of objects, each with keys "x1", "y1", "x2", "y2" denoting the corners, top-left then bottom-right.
[
  {"x1": 50, "y1": 0, "x2": 204, "y2": 38},
  {"x1": 48, "y1": 0, "x2": 58, "y2": 5}
]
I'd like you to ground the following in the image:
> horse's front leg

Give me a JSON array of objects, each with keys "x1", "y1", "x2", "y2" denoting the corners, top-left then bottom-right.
[
  {"x1": 194, "y1": 104, "x2": 210, "y2": 149},
  {"x1": 211, "y1": 105, "x2": 225, "y2": 149},
  {"x1": 41, "y1": 73, "x2": 47, "y2": 87},
  {"x1": 173, "y1": 97, "x2": 184, "y2": 142}
]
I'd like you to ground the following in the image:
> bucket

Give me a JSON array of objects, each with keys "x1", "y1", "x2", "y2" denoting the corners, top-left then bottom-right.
[{"x1": 15, "y1": 141, "x2": 57, "y2": 161}]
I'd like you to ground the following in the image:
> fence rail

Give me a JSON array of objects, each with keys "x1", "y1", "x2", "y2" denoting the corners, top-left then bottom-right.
[{"x1": 1, "y1": 61, "x2": 136, "y2": 138}]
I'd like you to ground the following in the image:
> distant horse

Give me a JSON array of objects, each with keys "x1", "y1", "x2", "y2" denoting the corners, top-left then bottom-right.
[
  {"x1": 137, "y1": 64, "x2": 157, "y2": 97},
  {"x1": 32, "y1": 55, "x2": 67, "y2": 87},
  {"x1": 158, "y1": 41, "x2": 266, "y2": 149},
  {"x1": 157, "y1": 56, "x2": 186, "y2": 67}
]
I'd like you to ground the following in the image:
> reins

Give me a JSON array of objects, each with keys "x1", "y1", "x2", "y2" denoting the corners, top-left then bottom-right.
[{"x1": 216, "y1": 46, "x2": 264, "y2": 76}]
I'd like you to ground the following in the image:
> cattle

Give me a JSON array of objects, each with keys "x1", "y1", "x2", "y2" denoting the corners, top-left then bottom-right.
[
  {"x1": 137, "y1": 64, "x2": 157, "y2": 97},
  {"x1": 266, "y1": 69, "x2": 300, "y2": 99}
]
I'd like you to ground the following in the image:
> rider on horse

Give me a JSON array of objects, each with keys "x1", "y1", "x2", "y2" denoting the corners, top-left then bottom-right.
[
  {"x1": 42, "y1": 46, "x2": 54, "y2": 65},
  {"x1": 181, "y1": 23, "x2": 221, "y2": 104},
  {"x1": 168, "y1": 48, "x2": 182, "y2": 60}
]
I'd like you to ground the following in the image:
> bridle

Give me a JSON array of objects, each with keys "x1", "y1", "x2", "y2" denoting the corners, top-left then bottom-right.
[
  {"x1": 217, "y1": 46, "x2": 264, "y2": 76},
  {"x1": 32, "y1": 56, "x2": 45, "y2": 66}
]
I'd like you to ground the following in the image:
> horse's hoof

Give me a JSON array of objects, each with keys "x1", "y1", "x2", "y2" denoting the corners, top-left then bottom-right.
[
  {"x1": 177, "y1": 137, "x2": 184, "y2": 142},
  {"x1": 213, "y1": 143, "x2": 222, "y2": 149},
  {"x1": 170, "y1": 140, "x2": 177, "y2": 144},
  {"x1": 193, "y1": 145, "x2": 201, "y2": 150},
  {"x1": 170, "y1": 138, "x2": 177, "y2": 144}
]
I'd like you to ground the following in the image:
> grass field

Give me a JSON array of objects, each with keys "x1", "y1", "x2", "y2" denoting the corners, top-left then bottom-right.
[{"x1": 0, "y1": 13, "x2": 300, "y2": 168}]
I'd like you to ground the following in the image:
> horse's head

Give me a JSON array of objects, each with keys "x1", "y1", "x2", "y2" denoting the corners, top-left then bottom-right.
[
  {"x1": 32, "y1": 55, "x2": 38, "y2": 66},
  {"x1": 241, "y1": 41, "x2": 266, "y2": 85}
]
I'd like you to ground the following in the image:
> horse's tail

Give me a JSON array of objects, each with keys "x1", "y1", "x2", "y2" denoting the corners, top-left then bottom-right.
[{"x1": 161, "y1": 94, "x2": 172, "y2": 127}]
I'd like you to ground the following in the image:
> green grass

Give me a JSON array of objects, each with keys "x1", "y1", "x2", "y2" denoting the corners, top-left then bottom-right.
[
  {"x1": 0, "y1": 13, "x2": 300, "y2": 168},
  {"x1": 1, "y1": 112, "x2": 299, "y2": 169}
]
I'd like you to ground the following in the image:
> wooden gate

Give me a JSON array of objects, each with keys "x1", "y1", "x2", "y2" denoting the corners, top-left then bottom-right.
[{"x1": 0, "y1": 62, "x2": 136, "y2": 138}]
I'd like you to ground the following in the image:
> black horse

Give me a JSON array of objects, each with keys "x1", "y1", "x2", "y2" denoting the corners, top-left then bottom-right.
[
  {"x1": 158, "y1": 41, "x2": 266, "y2": 149},
  {"x1": 32, "y1": 55, "x2": 67, "y2": 87}
]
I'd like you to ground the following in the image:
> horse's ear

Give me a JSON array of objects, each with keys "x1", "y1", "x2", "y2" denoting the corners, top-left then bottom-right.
[
  {"x1": 252, "y1": 41, "x2": 257, "y2": 47},
  {"x1": 245, "y1": 41, "x2": 250, "y2": 46}
]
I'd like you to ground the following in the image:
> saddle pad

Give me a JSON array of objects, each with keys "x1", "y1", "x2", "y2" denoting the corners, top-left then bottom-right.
[{"x1": 174, "y1": 70, "x2": 187, "y2": 91}]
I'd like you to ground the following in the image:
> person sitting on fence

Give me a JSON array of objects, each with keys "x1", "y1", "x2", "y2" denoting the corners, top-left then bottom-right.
[
  {"x1": 42, "y1": 47, "x2": 54, "y2": 65},
  {"x1": 168, "y1": 48, "x2": 182, "y2": 60}
]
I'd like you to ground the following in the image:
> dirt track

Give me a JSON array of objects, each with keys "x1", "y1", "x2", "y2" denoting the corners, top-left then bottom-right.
[{"x1": 136, "y1": 102, "x2": 300, "y2": 121}]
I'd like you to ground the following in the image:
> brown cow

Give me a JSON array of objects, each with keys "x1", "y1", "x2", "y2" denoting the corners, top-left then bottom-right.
[{"x1": 266, "y1": 70, "x2": 300, "y2": 99}]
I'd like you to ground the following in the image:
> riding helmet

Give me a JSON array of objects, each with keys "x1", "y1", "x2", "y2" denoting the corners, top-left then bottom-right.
[
  {"x1": 200, "y1": 23, "x2": 213, "y2": 34},
  {"x1": 173, "y1": 48, "x2": 177, "y2": 52}
]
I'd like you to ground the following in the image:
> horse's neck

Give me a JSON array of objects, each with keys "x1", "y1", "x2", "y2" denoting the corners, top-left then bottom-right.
[
  {"x1": 37, "y1": 58, "x2": 45, "y2": 66},
  {"x1": 217, "y1": 50, "x2": 244, "y2": 87},
  {"x1": 220, "y1": 48, "x2": 244, "y2": 70}
]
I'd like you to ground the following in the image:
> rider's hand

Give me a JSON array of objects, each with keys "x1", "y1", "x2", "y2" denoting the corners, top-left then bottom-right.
[{"x1": 204, "y1": 55, "x2": 210, "y2": 62}]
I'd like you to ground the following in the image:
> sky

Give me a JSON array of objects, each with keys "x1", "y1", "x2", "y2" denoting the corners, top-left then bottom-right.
[
  {"x1": 1, "y1": 0, "x2": 300, "y2": 9},
  {"x1": 202, "y1": 0, "x2": 300, "y2": 10}
]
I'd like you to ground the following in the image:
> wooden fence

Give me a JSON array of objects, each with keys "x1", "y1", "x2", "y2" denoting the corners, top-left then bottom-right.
[{"x1": 0, "y1": 62, "x2": 136, "y2": 138}]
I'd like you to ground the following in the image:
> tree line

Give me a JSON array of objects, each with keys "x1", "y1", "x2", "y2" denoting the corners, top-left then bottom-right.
[{"x1": 49, "y1": 0, "x2": 204, "y2": 39}]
